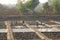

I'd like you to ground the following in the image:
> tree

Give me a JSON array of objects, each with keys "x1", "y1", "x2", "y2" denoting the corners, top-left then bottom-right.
[
  {"x1": 53, "y1": 0, "x2": 60, "y2": 14},
  {"x1": 43, "y1": 2, "x2": 55, "y2": 15},
  {"x1": 17, "y1": 0, "x2": 39, "y2": 15},
  {"x1": 43, "y1": 2, "x2": 49, "y2": 15}
]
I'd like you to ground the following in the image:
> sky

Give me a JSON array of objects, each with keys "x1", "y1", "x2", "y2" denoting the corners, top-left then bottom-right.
[
  {"x1": 0, "y1": 0, "x2": 17, "y2": 5},
  {"x1": 39, "y1": 0, "x2": 48, "y2": 3},
  {"x1": 0, "y1": 0, "x2": 48, "y2": 5}
]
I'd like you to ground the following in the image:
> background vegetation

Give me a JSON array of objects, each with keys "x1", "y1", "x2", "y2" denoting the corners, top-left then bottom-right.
[
  {"x1": 0, "y1": 0, "x2": 60, "y2": 16},
  {"x1": 18, "y1": 0, "x2": 60, "y2": 15}
]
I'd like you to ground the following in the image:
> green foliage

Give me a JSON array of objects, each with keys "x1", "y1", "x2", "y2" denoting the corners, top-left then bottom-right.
[
  {"x1": 43, "y1": 2, "x2": 55, "y2": 15},
  {"x1": 43, "y1": 2, "x2": 49, "y2": 15},
  {"x1": 43, "y1": 2, "x2": 49, "y2": 9},
  {"x1": 17, "y1": 2, "x2": 27, "y2": 13},
  {"x1": 54, "y1": 0, "x2": 60, "y2": 14},
  {"x1": 17, "y1": 0, "x2": 39, "y2": 14}
]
